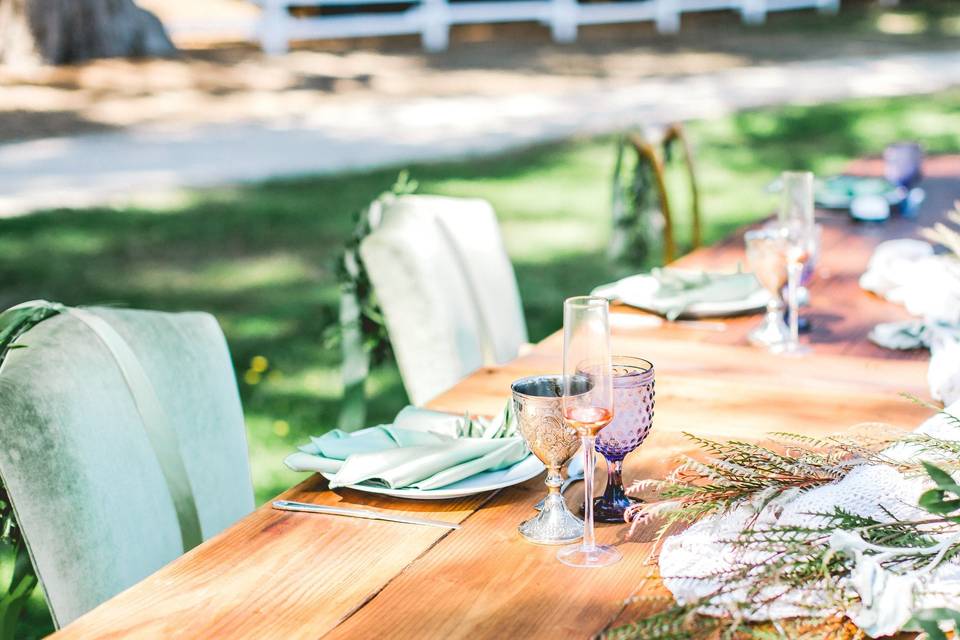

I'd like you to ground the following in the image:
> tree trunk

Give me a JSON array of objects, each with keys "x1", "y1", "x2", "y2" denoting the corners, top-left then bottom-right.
[{"x1": 0, "y1": 0, "x2": 176, "y2": 67}]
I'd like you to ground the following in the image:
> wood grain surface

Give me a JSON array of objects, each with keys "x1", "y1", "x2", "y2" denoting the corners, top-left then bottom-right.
[{"x1": 51, "y1": 157, "x2": 960, "y2": 639}]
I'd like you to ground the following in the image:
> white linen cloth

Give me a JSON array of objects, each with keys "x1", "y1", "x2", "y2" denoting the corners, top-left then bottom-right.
[
  {"x1": 859, "y1": 239, "x2": 960, "y2": 322},
  {"x1": 659, "y1": 399, "x2": 960, "y2": 637},
  {"x1": 860, "y1": 238, "x2": 960, "y2": 404}
]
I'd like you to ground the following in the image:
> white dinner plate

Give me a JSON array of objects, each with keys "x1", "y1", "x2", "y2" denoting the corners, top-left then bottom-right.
[
  {"x1": 614, "y1": 274, "x2": 770, "y2": 319},
  {"x1": 320, "y1": 454, "x2": 545, "y2": 500}
]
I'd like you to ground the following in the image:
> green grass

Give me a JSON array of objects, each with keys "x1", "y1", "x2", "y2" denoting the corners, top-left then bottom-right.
[{"x1": 2, "y1": 90, "x2": 960, "y2": 637}]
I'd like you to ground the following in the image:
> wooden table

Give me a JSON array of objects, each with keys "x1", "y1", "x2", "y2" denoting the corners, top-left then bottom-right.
[{"x1": 53, "y1": 157, "x2": 960, "y2": 639}]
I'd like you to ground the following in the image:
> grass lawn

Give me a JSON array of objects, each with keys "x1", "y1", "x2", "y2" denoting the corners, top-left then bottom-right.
[{"x1": 2, "y1": 90, "x2": 960, "y2": 637}]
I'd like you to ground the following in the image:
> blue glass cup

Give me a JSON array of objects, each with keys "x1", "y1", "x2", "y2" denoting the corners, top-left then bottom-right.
[{"x1": 884, "y1": 142, "x2": 923, "y2": 217}]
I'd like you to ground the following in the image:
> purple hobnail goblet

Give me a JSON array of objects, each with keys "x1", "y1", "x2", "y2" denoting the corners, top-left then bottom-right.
[{"x1": 593, "y1": 356, "x2": 655, "y2": 523}]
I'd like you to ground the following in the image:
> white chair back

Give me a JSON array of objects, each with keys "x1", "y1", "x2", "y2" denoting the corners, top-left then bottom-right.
[
  {"x1": 360, "y1": 195, "x2": 527, "y2": 405},
  {"x1": 0, "y1": 306, "x2": 254, "y2": 627}
]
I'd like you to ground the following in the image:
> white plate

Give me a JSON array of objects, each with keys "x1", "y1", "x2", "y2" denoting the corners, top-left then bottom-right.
[
  {"x1": 614, "y1": 274, "x2": 770, "y2": 318},
  {"x1": 320, "y1": 454, "x2": 545, "y2": 500}
]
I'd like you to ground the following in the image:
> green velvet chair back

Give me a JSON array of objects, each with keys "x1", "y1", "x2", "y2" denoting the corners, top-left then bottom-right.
[{"x1": 0, "y1": 306, "x2": 254, "y2": 628}]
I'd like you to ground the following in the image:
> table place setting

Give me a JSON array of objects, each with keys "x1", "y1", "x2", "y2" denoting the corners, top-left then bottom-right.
[
  {"x1": 284, "y1": 403, "x2": 544, "y2": 499},
  {"x1": 599, "y1": 170, "x2": 826, "y2": 358},
  {"x1": 809, "y1": 142, "x2": 925, "y2": 222},
  {"x1": 284, "y1": 294, "x2": 659, "y2": 571},
  {"x1": 592, "y1": 268, "x2": 768, "y2": 321}
]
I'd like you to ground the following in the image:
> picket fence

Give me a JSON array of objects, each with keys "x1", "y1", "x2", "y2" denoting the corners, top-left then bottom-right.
[{"x1": 256, "y1": 0, "x2": 840, "y2": 52}]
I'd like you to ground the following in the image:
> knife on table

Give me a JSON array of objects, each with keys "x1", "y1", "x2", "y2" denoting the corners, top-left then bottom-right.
[{"x1": 272, "y1": 500, "x2": 461, "y2": 530}]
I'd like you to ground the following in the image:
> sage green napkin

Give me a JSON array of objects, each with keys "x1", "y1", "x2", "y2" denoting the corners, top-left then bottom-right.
[
  {"x1": 869, "y1": 320, "x2": 960, "y2": 351},
  {"x1": 594, "y1": 268, "x2": 762, "y2": 320},
  {"x1": 284, "y1": 404, "x2": 528, "y2": 490}
]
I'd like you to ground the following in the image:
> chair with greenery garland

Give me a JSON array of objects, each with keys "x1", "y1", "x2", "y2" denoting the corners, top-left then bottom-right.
[
  {"x1": 611, "y1": 122, "x2": 702, "y2": 265},
  {"x1": 0, "y1": 301, "x2": 254, "y2": 637},
  {"x1": 333, "y1": 175, "x2": 528, "y2": 429},
  {"x1": 360, "y1": 194, "x2": 529, "y2": 406}
]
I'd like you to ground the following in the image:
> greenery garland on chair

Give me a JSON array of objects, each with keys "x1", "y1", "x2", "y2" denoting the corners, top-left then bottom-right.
[
  {"x1": 0, "y1": 301, "x2": 65, "y2": 640},
  {"x1": 326, "y1": 172, "x2": 418, "y2": 431},
  {"x1": 611, "y1": 126, "x2": 701, "y2": 267},
  {"x1": 610, "y1": 135, "x2": 665, "y2": 267}
]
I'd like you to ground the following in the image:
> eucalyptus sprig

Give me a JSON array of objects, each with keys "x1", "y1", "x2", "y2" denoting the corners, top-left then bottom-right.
[
  {"x1": 324, "y1": 171, "x2": 418, "y2": 365},
  {"x1": 624, "y1": 430, "x2": 901, "y2": 544},
  {"x1": 328, "y1": 172, "x2": 418, "y2": 430}
]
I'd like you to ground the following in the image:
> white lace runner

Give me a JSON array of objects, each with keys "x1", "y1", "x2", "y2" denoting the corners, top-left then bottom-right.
[{"x1": 659, "y1": 400, "x2": 960, "y2": 637}]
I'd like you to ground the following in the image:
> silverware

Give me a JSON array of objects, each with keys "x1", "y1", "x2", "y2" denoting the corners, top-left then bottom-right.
[
  {"x1": 610, "y1": 313, "x2": 727, "y2": 332},
  {"x1": 272, "y1": 500, "x2": 460, "y2": 530},
  {"x1": 533, "y1": 469, "x2": 584, "y2": 511}
]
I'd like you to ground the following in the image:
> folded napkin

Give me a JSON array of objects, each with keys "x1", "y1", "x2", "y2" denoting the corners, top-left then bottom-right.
[
  {"x1": 284, "y1": 404, "x2": 529, "y2": 491},
  {"x1": 860, "y1": 239, "x2": 960, "y2": 323},
  {"x1": 862, "y1": 239, "x2": 960, "y2": 404},
  {"x1": 593, "y1": 268, "x2": 761, "y2": 320}
]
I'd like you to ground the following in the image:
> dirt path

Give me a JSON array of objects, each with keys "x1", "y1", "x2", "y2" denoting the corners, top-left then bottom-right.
[
  {"x1": 1, "y1": 49, "x2": 958, "y2": 217},
  {"x1": 1, "y1": 3, "x2": 957, "y2": 143}
]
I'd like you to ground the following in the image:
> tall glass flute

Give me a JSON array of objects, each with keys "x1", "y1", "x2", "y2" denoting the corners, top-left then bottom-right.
[
  {"x1": 778, "y1": 171, "x2": 816, "y2": 321},
  {"x1": 558, "y1": 296, "x2": 619, "y2": 568},
  {"x1": 594, "y1": 357, "x2": 655, "y2": 523},
  {"x1": 773, "y1": 225, "x2": 813, "y2": 356},
  {"x1": 778, "y1": 171, "x2": 815, "y2": 229},
  {"x1": 745, "y1": 228, "x2": 790, "y2": 349}
]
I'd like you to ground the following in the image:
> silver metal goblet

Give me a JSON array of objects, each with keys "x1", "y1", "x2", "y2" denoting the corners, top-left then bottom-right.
[{"x1": 511, "y1": 375, "x2": 584, "y2": 545}]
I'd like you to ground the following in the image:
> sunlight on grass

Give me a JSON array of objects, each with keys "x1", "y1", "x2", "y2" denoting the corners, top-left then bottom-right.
[
  {"x1": 221, "y1": 314, "x2": 299, "y2": 341},
  {"x1": 876, "y1": 12, "x2": 928, "y2": 35},
  {"x1": 245, "y1": 414, "x2": 305, "y2": 503},
  {"x1": 942, "y1": 16, "x2": 960, "y2": 35},
  {"x1": 128, "y1": 253, "x2": 319, "y2": 295},
  {"x1": 501, "y1": 219, "x2": 608, "y2": 261},
  {"x1": 261, "y1": 365, "x2": 342, "y2": 399}
]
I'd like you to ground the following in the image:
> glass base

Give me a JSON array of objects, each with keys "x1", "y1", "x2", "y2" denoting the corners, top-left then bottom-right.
[
  {"x1": 770, "y1": 342, "x2": 812, "y2": 357},
  {"x1": 518, "y1": 494, "x2": 583, "y2": 545},
  {"x1": 748, "y1": 310, "x2": 790, "y2": 348},
  {"x1": 592, "y1": 494, "x2": 641, "y2": 524},
  {"x1": 557, "y1": 543, "x2": 622, "y2": 568}
]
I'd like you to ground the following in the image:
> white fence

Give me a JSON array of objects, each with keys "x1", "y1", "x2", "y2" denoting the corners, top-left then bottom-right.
[{"x1": 258, "y1": 0, "x2": 839, "y2": 53}]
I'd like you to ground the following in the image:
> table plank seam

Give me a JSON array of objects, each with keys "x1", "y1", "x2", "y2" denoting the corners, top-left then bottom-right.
[{"x1": 321, "y1": 487, "x2": 504, "y2": 637}]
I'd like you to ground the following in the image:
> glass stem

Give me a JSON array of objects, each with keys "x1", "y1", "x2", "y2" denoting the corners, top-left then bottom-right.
[
  {"x1": 582, "y1": 435, "x2": 596, "y2": 552},
  {"x1": 603, "y1": 459, "x2": 624, "y2": 502},
  {"x1": 765, "y1": 297, "x2": 783, "y2": 326},
  {"x1": 787, "y1": 261, "x2": 802, "y2": 348},
  {"x1": 545, "y1": 465, "x2": 562, "y2": 495}
]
